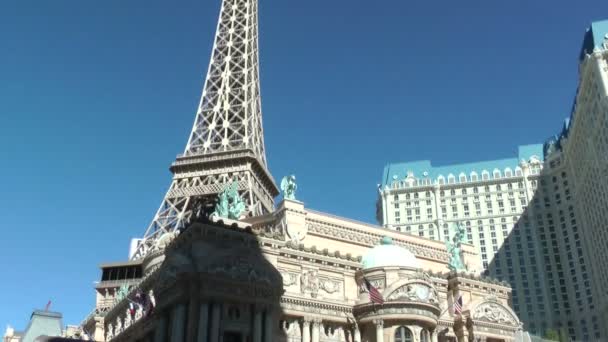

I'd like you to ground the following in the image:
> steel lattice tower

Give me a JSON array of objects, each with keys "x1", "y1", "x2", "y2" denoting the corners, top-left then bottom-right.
[{"x1": 132, "y1": 0, "x2": 278, "y2": 260}]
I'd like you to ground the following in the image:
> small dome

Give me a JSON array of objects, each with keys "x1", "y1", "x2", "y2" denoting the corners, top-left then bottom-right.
[{"x1": 362, "y1": 236, "x2": 421, "y2": 269}]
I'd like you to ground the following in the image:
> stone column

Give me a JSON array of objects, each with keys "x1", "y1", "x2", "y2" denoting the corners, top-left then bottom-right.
[
  {"x1": 263, "y1": 308, "x2": 274, "y2": 342},
  {"x1": 373, "y1": 319, "x2": 384, "y2": 342},
  {"x1": 170, "y1": 304, "x2": 186, "y2": 342},
  {"x1": 187, "y1": 297, "x2": 200, "y2": 342},
  {"x1": 94, "y1": 317, "x2": 105, "y2": 342},
  {"x1": 311, "y1": 319, "x2": 321, "y2": 342},
  {"x1": 430, "y1": 329, "x2": 438, "y2": 342},
  {"x1": 301, "y1": 317, "x2": 311, "y2": 342},
  {"x1": 253, "y1": 307, "x2": 263, "y2": 342},
  {"x1": 197, "y1": 302, "x2": 209, "y2": 342},
  {"x1": 210, "y1": 303, "x2": 221, "y2": 342},
  {"x1": 353, "y1": 326, "x2": 361, "y2": 342},
  {"x1": 153, "y1": 314, "x2": 168, "y2": 342}
]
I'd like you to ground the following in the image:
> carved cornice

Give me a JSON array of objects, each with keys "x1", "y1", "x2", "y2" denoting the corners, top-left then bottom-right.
[
  {"x1": 281, "y1": 296, "x2": 353, "y2": 316},
  {"x1": 305, "y1": 217, "x2": 451, "y2": 262}
]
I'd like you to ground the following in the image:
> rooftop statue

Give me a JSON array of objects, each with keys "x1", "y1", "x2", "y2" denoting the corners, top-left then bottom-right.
[
  {"x1": 280, "y1": 175, "x2": 297, "y2": 200},
  {"x1": 446, "y1": 222, "x2": 467, "y2": 272},
  {"x1": 115, "y1": 284, "x2": 130, "y2": 302},
  {"x1": 213, "y1": 182, "x2": 246, "y2": 220}
]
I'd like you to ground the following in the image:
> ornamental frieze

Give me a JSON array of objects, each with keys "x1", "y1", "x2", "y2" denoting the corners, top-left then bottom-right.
[
  {"x1": 319, "y1": 279, "x2": 341, "y2": 294},
  {"x1": 386, "y1": 283, "x2": 438, "y2": 305},
  {"x1": 305, "y1": 221, "x2": 449, "y2": 262},
  {"x1": 472, "y1": 302, "x2": 517, "y2": 325},
  {"x1": 281, "y1": 271, "x2": 298, "y2": 287}
]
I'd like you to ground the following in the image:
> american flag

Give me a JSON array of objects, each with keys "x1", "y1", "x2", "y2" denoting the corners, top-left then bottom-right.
[
  {"x1": 363, "y1": 278, "x2": 384, "y2": 305},
  {"x1": 454, "y1": 294, "x2": 463, "y2": 315}
]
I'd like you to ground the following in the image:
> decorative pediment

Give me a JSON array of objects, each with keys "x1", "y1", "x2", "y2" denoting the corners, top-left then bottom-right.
[{"x1": 472, "y1": 302, "x2": 517, "y2": 325}]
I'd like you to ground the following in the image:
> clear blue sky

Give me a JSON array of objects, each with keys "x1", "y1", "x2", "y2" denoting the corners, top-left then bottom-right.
[{"x1": 1, "y1": 0, "x2": 606, "y2": 331}]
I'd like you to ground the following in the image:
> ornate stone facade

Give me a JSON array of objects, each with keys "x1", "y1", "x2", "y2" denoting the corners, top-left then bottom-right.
[{"x1": 82, "y1": 200, "x2": 525, "y2": 342}]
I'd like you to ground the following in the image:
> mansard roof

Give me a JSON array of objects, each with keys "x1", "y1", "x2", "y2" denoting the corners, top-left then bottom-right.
[{"x1": 381, "y1": 144, "x2": 543, "y2": 187}]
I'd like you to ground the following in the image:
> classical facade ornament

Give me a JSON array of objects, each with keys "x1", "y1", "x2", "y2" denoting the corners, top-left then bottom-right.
[
  {"x1": 115, "y1": 284, "x2": 130, "y2": 303},
  {"x1": 157, "y1": 251, "x2": 194, "y2": 291},
  {"x1": 207, "y1": 255, "x2": 273, "y2": 284},
  {"x1": 281, "y1": 175, "x2": 298, "y2": 200},
  {"x1": 446, "y1": 222, "x2": 467, "y2": 271},
  {"x1": 472, "y1": 302, "x2": 517, "y2": 325},
  {"x1": 212, "y1": 182, "x2": 246, "y2": 220},
  {"x1": 300, "y1": 269, "x2": 320, "y2": 298},
  {"x1": 281, "y1": 272, "x2": 298, "y2": 287},
  {"x1": 387, "y1": 283, "x2": 438, "y2": 304},
  {"x1": 152, "y1": 230, "x2": 179, "y2": 252},
  {"x1": 285, "y1": 218, "x2": 307, "y2": 243},
  {"x1": 319, "y1": 279, "x2": 341, "y2": 294}
]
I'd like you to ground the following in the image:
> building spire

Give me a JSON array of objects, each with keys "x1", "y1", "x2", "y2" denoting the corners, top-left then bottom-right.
[
  {"x1": 185, "y1": 0, "x2": 267, "y2": 167},
  {"x1": 131, "y1": 0, "x2": 277, "y2": 260}
]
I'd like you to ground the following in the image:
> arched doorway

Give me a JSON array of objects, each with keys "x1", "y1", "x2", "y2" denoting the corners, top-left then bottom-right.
[{"x1": 395, "y1": 326, "x2": 413, "y2": 342}]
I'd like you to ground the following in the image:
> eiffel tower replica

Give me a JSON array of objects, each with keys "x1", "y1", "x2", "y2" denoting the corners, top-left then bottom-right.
[{"x1": 131, "y1": 0, "x2": 279, "y2": 260}]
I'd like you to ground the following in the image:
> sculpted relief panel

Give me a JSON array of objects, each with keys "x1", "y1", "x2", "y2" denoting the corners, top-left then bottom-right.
[
  {"x1": 387, "y1": 283, "x2": 438, "y2": 305},
  {"x1": 301, "y1": 269, "x2": 320, "y2": 298},
  {"x1": 280, "y1": 268, "x2": 344, "y2": 299},
  {"x1": 472, "y1": 302, "x2": 517, "y2": 325}
]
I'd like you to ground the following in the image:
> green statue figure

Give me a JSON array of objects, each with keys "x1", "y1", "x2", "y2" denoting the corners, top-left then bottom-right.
[
  {"x1": 446, "y1": 222, "x2": 467, "y2": 272},
  {"x1": 115, "y1": 284, "x2": 130, "y2": 302},
  {"x1": 280, "y1": 175, "x2": 297, "y2": 200},
  {"x1": 213, "y1": 182, "x2": 246, "y2": 220}
]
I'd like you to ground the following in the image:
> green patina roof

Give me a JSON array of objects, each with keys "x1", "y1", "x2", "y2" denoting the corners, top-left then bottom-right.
[
  {"x1": 21, "y1": 310, "x2": 63, "y2": 342},
  {"x1": 580, "y1": 19, "x2": 608, "y2": 60},
  {"x1": 381, "y1": 144, "x2": 544, "y2": 188},
  {"x1": 362, "y1": 236, "x2": 420, "y2": 269}
]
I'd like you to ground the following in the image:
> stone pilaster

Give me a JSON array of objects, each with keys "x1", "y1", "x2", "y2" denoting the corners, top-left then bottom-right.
[
  {"x1": 153, "y1": 314, "x2": 167, "y2": 342},
  {"x1": 210, "y1": 303, "x2": 221, "y2": 342},
  {"x1": 373, "y1": 319, "x2": 384, "y2": 342},
  {"x1": 197, "y1": 302, "x2": 209, "y2": 342},
  {"x1": 301, "y1": 317, "x2": 312, "y2": 342},
  {"x1": 170, "y1": 304, "x2": 186, "y2": 342},
  {"x1": 253, "y1": 306, "x2": 263, "y2": 342},
  {"x1": 311, "y1": 318, "x2": 321, "y2": 342}
]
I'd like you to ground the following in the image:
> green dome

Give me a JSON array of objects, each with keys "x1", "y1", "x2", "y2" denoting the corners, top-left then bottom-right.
[{"x1": 362, "y1": 236, "x2": 421, "y2": 269}]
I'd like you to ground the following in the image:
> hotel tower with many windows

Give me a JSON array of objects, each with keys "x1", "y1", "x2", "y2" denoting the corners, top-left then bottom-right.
[{"x1": 377, "y1": 20, "x2": 608, "y2": 341}]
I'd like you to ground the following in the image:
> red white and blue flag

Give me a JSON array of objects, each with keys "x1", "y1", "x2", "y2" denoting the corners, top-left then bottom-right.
[
  {"x1": 363, "y1": 277, "x2": 384, "y2": 305},
  {"x1": 454, "y1": 294, "x2": 463, "y2": 315},
  {"x1": 128, "y1": 290, "x2": 155, "y2": 318}
]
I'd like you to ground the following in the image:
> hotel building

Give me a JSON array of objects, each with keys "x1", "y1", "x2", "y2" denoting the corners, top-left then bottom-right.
[{"x1": 377, "y1": 20, "x2": 608, "y2": 341}]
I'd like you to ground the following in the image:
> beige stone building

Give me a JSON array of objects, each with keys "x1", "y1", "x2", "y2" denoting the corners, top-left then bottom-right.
[
  {"x1": 74, "y1": 0, "x2": 531, "y2": 340},
  {"x1": 81, "y1": 199, "x2": 527, "y2": 342}
]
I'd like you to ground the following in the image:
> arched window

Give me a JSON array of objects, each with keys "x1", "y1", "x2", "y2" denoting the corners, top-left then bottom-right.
[
  {"x1": 470, "y1": 172, "x2": 478, "y2": 182},
  {"x1": 447, "y1": 174, "x2": 456, "y2": 184},
  {"x1": 438, "y1": 175, "x2": 445, "y2": 185},
  {"x1": 482, "y1": 170, "x2": 490, "y2": 180},
  {"x1": 459, "y1": 173, "x2": 467, "y2": 182},
  {"x1": 493, "y1": 169, "x2": 501, "y2": 179},
  {"x1": 420, "y1": 329, "x2": 431, "y2": 342},
  {"x1": 394, "y1": 326, "x2": 413, "y2": 342}
]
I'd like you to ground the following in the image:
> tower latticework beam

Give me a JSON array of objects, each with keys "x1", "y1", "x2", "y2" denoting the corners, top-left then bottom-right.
[{"x1": 132, "y1": 0, "x2": 278, "y2": 260}]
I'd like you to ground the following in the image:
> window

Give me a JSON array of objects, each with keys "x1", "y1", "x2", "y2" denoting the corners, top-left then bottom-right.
[
  {"x1": 420, "y1": 329, "x2": 430, "y2": 342},
  {"x1": 395, "y1": 327, "x2": 413, "y2": 342}
]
